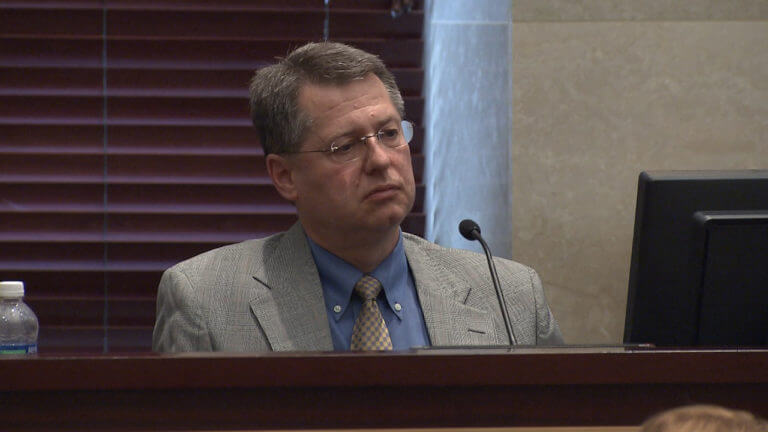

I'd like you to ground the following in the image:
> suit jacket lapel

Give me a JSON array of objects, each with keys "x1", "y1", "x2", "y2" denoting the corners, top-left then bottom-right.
[
  {"x1": 249, "y1": 223, "x2": 333, "y2": 351},
  {"x1": 404, "y1": 237, "x2": 501, "y2": 346}
]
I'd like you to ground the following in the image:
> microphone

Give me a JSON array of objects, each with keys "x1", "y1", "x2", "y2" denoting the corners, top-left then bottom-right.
[{"x1": 459, "y1": 219, "x2": 516, "y2": 345}]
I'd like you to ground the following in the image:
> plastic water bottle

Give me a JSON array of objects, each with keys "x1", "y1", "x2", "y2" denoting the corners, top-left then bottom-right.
[{"x1": 0, "y1": 281, "x2": 39, "y2": 354}]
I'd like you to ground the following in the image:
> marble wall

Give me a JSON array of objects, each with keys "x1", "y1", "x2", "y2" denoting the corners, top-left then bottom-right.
[{"x1": 511, "y1": 0, "x2": 768, "y2": 343}]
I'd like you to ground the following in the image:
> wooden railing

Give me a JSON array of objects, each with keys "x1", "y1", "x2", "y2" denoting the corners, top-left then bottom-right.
[{"x1": 2, "y1": 347, "x2": 767, "y2": 431}]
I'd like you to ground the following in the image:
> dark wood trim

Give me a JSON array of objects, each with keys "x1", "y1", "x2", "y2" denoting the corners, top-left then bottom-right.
[{"x1": 2, "y1": 348, "x2": 767, "y2": 431}]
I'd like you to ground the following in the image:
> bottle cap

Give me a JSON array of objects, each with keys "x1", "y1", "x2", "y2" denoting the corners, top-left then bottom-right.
[{"x1": 0, "y1": 281, "x2": 25, "y2": 298}]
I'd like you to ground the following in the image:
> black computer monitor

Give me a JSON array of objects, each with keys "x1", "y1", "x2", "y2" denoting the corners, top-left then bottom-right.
[{"x1": 624, "y1": 170, "x2": 768, "y2": 346}]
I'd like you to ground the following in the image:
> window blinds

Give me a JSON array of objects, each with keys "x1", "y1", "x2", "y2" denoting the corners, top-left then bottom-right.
[{"x1": 0, "y1": 0, "x2": 424, "y2": 352}]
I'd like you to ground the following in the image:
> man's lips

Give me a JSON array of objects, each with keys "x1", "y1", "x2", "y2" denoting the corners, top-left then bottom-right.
[{"x1": 365, "y1": 184, "x2": 400, "y2": 200}]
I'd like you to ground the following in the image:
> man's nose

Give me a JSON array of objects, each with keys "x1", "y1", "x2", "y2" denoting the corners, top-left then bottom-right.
[{"x1": 362, "y1": 134, "x2": 391, "y2": 168}]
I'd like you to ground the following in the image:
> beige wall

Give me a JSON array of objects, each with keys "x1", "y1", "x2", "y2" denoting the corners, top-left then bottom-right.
[{"x1": 512, "y1": 0, "x2": 768, "y2": 343}]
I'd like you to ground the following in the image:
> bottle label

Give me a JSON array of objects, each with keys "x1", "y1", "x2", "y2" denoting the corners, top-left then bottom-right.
[{"x1": 0, "y1": 343, "x2": 37, "y2": 354}]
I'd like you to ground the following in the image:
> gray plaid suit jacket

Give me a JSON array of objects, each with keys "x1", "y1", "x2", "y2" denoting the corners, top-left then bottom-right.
[{"x1": 152, "y1": 223, "x2": 563, "y2": 352}]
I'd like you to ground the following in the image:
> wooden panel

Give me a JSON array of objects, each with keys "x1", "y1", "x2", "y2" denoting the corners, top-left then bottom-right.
[
  {"x1": 330, "y1": 10, "x2": 423, "y2": 38},
  {"x1": 0, "y1": 38, "x2": 101, "y2": 67},
  {"x1": 107, "y1": 9, "x2": 325, "y2": 39},
  {"x1": 0, "y1": 8, "x2": 102, "y2": 36},
  {"x1": 0, "y1": 350, "x2": 767, "y2": 430}
]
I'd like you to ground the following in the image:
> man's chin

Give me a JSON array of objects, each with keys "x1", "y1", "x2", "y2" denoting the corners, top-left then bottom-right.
[{"x1": 359, "y1": 209, "x2": 408, "y2": 233}]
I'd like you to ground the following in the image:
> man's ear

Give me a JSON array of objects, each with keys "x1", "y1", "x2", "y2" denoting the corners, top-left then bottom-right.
[{"x1": 266, "y1": 154, "x2": 298, "y2": 202}]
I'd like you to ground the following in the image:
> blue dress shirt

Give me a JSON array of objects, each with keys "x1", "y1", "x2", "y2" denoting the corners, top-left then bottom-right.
[{"x1": 306, "y1": 232, "x2": 431, "y2": 351}]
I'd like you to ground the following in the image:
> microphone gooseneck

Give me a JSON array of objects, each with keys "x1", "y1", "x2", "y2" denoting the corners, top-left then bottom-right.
[{"x1": 458, "y1": 219, "x2": 516, "y2": 345}]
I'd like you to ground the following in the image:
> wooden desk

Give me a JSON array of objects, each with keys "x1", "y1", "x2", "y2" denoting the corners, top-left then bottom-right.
[{"x1": 1, "y1": 347, "x2": 767, "y2": 431}]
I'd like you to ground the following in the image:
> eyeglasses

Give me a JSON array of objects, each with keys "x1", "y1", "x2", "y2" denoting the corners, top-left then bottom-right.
[{"x1": 282, "y1": 120, "x2": 414, "y2": 164}]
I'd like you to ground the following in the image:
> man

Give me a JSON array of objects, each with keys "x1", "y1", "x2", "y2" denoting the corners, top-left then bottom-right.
[
  {"x1": 153, "y1": 42, "x2": 562, "y2": 352},
  {"x1": 640, "y1": 405, "x2": 767, "y2": 432}
]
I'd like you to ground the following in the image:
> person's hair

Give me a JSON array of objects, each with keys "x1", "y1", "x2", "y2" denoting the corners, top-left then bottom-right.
[
  {"x1": 640, "y1": 405, "x2": 768, "y2": 432},
  {"x1": 248, "y1": 41, "x2": 405, "y2": 156}
]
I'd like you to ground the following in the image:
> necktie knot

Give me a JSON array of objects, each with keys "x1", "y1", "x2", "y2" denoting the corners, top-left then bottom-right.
[{"x1": 354, "y1": 275, "x2": 382, "y2": 301}]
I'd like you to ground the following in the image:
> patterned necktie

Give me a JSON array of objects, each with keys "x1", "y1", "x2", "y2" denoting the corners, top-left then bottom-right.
[{"x1": 350, "y1": 275, "x2": 393, "y2": 351}]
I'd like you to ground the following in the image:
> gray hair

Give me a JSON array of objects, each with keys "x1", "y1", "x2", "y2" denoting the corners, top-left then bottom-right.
[
  {"x1": 249, "y1": 41, "x2": 405, "y2": 156},
  {"x1": 641, "y1": 405, "x2": 768, "y2": 432}
]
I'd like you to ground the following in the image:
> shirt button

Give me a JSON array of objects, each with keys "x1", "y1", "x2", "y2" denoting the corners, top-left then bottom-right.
[
  {"x1": 333, "y1": 305, "x2": 342, "y2": 313},
  {"x1": 394, "y1": 303, "x2": 402, "y2": 312}
]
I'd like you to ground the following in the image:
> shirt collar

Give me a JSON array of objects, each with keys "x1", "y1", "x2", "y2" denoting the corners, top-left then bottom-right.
[{"x1": 306, "y1": 231, "x2": 409, "y2": 321}]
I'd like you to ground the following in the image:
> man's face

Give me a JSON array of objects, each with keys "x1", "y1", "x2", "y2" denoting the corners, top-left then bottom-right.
[{"x1": 274, "y1": 74, "x2": 415, "y2": 244}]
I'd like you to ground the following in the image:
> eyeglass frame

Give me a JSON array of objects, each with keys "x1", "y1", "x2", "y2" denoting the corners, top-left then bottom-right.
[{"x1": 278, "y1": 120, "x2": 414, "y2": 163}]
